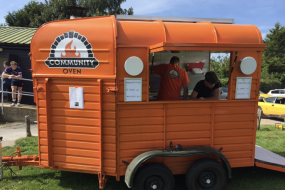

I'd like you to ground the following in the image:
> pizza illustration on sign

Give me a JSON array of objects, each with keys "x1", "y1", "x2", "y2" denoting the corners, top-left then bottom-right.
[{"x1": 45, "y1": 31, "x2": 99, "y2": 68}]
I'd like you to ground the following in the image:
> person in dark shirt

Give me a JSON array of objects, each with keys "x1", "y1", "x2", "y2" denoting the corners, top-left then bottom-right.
[
  {"x1": 190, "y1": 71, "x2": 221, "y2": 100},
  {"x1": 1, "y1": 61, "x2": 12, "y2": 102},
  {"x1": 2, "y1": 61, "x2": 23, "y2": 106}
]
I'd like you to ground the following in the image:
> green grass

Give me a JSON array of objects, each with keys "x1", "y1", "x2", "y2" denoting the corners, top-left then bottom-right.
[{"x1": 1, "y1": 126, "x2": 285, "y2": 190}]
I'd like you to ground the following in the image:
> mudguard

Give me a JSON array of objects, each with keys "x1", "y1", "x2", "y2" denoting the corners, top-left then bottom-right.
[{"x1": 124, "y1": 146, "x2": 231, "y2": 188}]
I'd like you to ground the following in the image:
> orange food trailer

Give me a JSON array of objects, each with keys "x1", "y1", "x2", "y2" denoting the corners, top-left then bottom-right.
[{"x1": 2, "y1": 15, "x2": 285, "y2": 190}]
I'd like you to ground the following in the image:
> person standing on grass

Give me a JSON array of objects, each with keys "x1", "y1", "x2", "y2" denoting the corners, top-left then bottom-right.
[
  {"x1": 2, "y1": 61, "x2": 23, "y2": 106},
  {"x1": 1, "y1": 61, "x2": 12, "y2": 102}
]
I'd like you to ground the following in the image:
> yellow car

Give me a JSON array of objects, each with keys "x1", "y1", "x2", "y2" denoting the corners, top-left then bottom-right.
[
  {"x1": 259, "y1": 91, "x2": 272, "y2": 99},
  {"x1": 258, "y1": 96, "x2": 285, "y2": 118}
]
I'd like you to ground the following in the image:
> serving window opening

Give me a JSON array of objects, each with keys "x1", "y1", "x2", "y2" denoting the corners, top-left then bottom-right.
[{"x1": 148, "y1": 51, "x2": 231, "y2": 101}]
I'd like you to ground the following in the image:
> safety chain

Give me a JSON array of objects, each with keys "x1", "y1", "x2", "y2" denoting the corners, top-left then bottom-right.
[{"x1": 1, "y1": 156, "x2": 17, "y2": 179}]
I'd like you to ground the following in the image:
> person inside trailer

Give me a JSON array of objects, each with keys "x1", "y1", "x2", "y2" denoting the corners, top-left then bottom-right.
[
  {"x1": 153, "y1": 56, "x2": 190, "y2": 100},
  {"x1": 189, "y1": 71, "x2": 221, "y2": 100}
]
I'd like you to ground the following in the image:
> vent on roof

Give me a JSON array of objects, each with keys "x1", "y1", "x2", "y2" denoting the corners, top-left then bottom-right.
[{"x1": 115, "y1": 15, "x2": 234, "y2": 24}]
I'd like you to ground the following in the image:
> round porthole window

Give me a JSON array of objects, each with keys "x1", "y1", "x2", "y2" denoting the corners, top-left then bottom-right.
[
  {"x1": 124, "y1": 56, "x2": 144, "y2": 76},
  {"x1": 240, "y1": 57, "x2": 257, "y2": 75}
]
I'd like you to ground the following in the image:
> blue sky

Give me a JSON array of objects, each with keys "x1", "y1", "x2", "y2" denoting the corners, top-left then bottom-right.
[{"x1": 0, "y1": 0, "x2": 284, "y2": 40}]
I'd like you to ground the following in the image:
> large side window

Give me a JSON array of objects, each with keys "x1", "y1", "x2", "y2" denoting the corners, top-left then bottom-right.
[{"x1": 265, "y1": 97, "x2": 276, "y2": 103}]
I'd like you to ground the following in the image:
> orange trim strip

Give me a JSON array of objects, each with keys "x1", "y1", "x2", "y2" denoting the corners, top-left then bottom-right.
[
  {"x1": 32, "y1": 74, "x2": 116, "y2": 79},
  {"x1": 255, "y1": 162, "x2": 285, "y2": 173}
]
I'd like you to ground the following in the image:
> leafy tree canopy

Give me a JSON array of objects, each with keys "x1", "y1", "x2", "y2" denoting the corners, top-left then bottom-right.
[
  {"x1": 4, "y1": 0, "x2": 133, "y2": 28},
  {"x1": 263, "y1": 22, "x2": 285, "y2": 82}
]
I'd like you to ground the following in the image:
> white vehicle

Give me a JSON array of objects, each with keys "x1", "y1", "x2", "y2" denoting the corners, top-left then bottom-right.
[{"x1": 268, "y1": 89, "x2": 285, "y2": 96}]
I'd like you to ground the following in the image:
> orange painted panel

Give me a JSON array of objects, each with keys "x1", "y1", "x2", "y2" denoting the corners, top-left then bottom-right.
[
  {"x1": 102, "y1": 119, "x2": 116, "y2": 127},
  {"x1": 119, "y1": 133, "x2": 164, "y2": 142},
  {"x1": 40, "y1": 146, "x2": 48, "y2": 153},
  {"x1": 39, "y1": 115, "x2": 47, "y2": 123},
  {"x1": 214, "y1": 122, "x2": 254, "y2": 130},
  {"x1": 166, "y1": 139, "x2": 210, "y2": 147},
  {"x1": 215, "y1": 114, "x2": 254, "y2": 122},
  {"x1": 102, "y1": 135, "x2": 116, "y2": 144},
  {"x1": 53, "y1": 131, "x2": 100, "y2": 142},
  {"x1": 53, "y1": 147, "x2": 99, "y2": 158},
  {"x1": 54, "y1": 161, "x2": 100, "y2": 172},
  {"x1": 215, "y1": 106, "x2": 255, "y2": 115},
  {"x1": 52, "y1": 124, "x2": 100, "y2": 134},
  {"x1": 223, "y1": 151, "x2": 252, "y2": 159},
  {"x1": 166, "y1": 131, "x2": 211, "y2": 140},
  {"x1": 119, "y1": 117, "x2": 164, "y2": 126},
  {"x1": 40, "y1": 131, "x2": 47, "y2": 138},
  {"x1": 39, "y1": 123, "x2": 47, "y2": 130},
  {"x1": 38, "y1": 100, "x2": 46, "y2": 107},
  {"x1": 166, "y1": 103, "x2": 212, "y2": 109},
  {"x1": 51, "y1": 101, "x2": 99, "y2": 110},
  {"x1": 39, "y1": 138, "x2": 47, "y2": 145},
  {"x1": 103, "y1": 143, "x2": 116, "y2": 152},
  {"x1": 41, "y1": 153, "x2": 48, "y2": 160},
  {"x1": 52, "y1": 109, "x2": 100, "y2": 118},
  {"x1": 214, "y1": 129, "x2": 254, "y2": 137},
  {"x1": 120, "y1": 141, "x2": 164, "y2": 150},
  {"x1": 38, "y1": 108, "x2": 46, "y2": 115},
  {"x1": 53, "y1": 139, "x2": 99, "y2": 150},
  {"x1": 103, "y1": 159, "x2": 116, "y2": 167},
  {"x1": 51, "y1": 92, "x2": 99, "y2": 102},
  {"x1": 50, "y1": 85, "x2": 99, "y2": 93},
  {"x1": 213, "y1": 144, "x2": 253, "y2": 152},
  {"x1": 214, "y1": 136, "x2": 253, "y2": 145},
  {"x1": 166, "y1": 108, "x2": 212, "y2": 116},
  {"x1": 102, "y1": 127, "x2": 116, "y2": 135},
  {"x1": 53, "y1": 154, "x2": 100, "y2": 165},
  {"x1": 167, "y1": 115, "x2": 212, "y2": 124},
  {"x1": 102, "y1": 111, "x2": 116, "y2": 119},
  {"x1": 166, "y1": 123, "x2": 211, "y2": 132},
  {"x1": 120, "y1": 125, "x2": 164, "y2": 134},
  {"x1": 119, "y1": 109, "x2": 164, "y2": 118},
  {"x1": 52, "y1": 116, "x2": 100, "y2": 126},
  {"x1": 103, "y1": 151, "x2": 116, "y2": 159}
]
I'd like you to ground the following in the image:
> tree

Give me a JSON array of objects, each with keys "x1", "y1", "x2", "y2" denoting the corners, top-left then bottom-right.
[
  {"x1": 77, "y1": 0, "x2": 133, "y2": 17},
  {"x1": 5, "y1": 1, "x2": 45, "y2": 27},
  {"x1": 263, "y1": 22, "x2": 285, "y2": 83},
  {"x1": 5, "y1": 0, "x2": 134, "y2": 28},
  {"x1": 30, "y1": 0, "x2": 77, "y2": 27},
  {"x1": 210, "y1": 54, "x2": 230, "y2": 87}
]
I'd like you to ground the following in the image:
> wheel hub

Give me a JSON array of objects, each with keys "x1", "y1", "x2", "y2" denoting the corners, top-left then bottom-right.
[
  {"x1": 198, "y1": 171, "x2": 216, "y2": 188},
  {"x1": 145, "y1": 176, "x2": 163, "y2": 190}
]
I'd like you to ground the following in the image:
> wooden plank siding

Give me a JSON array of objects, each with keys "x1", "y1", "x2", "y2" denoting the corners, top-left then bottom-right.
[
  {"x1": 118, "y1": 101, "x2": 257, "y2": 176},
  {"x1": 36, "y1": 78, "x2": 116, "y2": 175}
]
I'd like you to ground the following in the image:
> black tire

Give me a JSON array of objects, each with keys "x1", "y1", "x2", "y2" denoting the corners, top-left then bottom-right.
[
  {"x1": 185, "y1": 159, "x2": 227, "y2": 190},
  {"x1": 132, "y1": 163, "x2": 175, "y2": 190}
]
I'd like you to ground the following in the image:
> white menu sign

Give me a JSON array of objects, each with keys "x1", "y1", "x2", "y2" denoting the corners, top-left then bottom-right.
[
  {"x1": 235, "y1": 77, "x2": 252, "y2": 99},
  {"x1": 124, "y1": 78, "x2": 142, "y2": 102},
  {"x1": 69, "y1": 87, "x2": 84, "y2": 109}
]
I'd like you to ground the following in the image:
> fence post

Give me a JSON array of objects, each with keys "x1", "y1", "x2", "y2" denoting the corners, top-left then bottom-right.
[{"x1": 25, "y1": 115, "x2": 31, "y2": 137}]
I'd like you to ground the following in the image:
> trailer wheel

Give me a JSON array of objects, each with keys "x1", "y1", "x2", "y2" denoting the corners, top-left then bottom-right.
[
  {"x1": 132, "y1": 163, "x2": 175, "y2": 190},
  {"x1": 185, "y1": 159, "x2": 227, "y2": 190}
]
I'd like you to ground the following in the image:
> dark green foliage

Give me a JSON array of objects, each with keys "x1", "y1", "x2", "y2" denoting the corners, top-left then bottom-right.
[
  {"x1": 210, "y1": 54, "x2": 230, "y2": 87},
  {"x1": 4, "y1": 1, "x2": 45, "y2": 27},
  {"x1": 263, "y1": 22, "x2": 285, "y2": 84},
  {"x1": 4, "y1": 0, "x2": 133, "y2": 28}
]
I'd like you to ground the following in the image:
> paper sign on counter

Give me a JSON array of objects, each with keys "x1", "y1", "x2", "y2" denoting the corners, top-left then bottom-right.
[{"x1": 69, "y1": 87, "x2": 84, "y2": 109}]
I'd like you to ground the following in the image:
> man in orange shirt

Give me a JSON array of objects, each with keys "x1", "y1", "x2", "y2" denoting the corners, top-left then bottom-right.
[{"x1": 153, "y1": 56, "x2": 190, "y2": 100}]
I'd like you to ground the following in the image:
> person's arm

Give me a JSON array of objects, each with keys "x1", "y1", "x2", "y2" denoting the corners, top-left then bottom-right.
[
  {"x1": 189, "y1": 90, "x2": 199, "y2": 100},
  {"x1": 183, "y1": 84, "x2": 188, "y2": 100},
  {"x1": 2, "y1": 71, "x2": 9, "y2": 77},
  {"x1": 202, "y1": 88, "x2": 220, "y2": 100},
  {"x1": 13, "y1": 74, "x2": 22, "y2": 79}
]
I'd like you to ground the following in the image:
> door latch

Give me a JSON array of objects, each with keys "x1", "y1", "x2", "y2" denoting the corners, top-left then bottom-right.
[{"x1": 106, "y1": 87, "x2": 118, "y2": 93}]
